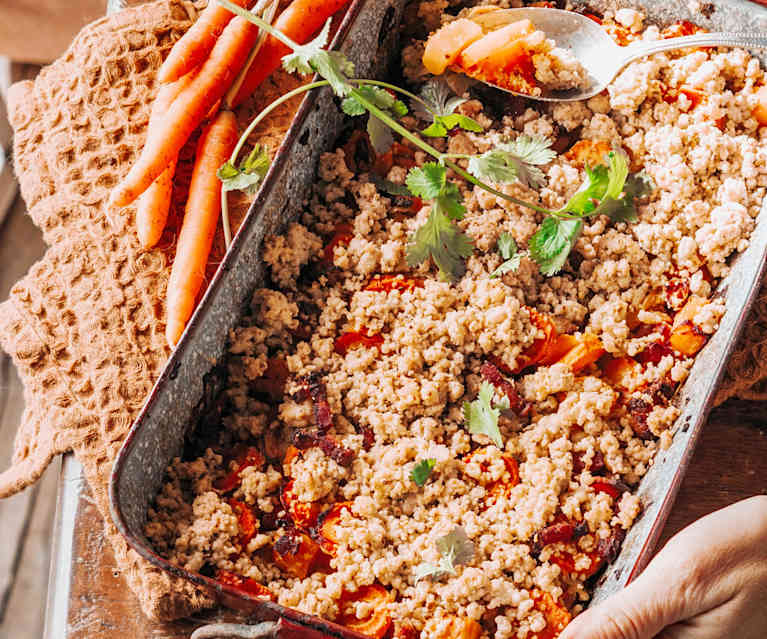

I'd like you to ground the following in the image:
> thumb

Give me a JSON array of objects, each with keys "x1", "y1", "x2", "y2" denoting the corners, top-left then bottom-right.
[{"x1": 559, "y1": 557, "x2": 682, "y2": 639}]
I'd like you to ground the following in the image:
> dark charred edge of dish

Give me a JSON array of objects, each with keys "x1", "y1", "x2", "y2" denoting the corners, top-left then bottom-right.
[{"x1": 626, "y1": 242, "x2": 767, "y2": 583}]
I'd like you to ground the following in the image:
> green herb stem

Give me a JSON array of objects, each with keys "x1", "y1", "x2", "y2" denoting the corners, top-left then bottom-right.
[
  {"x1": 217, "y1": 0, "x2": 301, "y2": 50},
  {"x1": 221, "y1": 80, "x2": 328, "y2": 247}
]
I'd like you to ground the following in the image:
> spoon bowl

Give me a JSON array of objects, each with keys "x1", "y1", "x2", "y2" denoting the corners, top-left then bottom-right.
[{"x1": 461, "y1": 7, "x2": 767, "y2": 102}]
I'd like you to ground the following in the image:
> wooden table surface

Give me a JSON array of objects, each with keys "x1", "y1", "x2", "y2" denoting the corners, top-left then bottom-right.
[{"x1": 43, "y1": 403, "x2": 767, "y2": 639}]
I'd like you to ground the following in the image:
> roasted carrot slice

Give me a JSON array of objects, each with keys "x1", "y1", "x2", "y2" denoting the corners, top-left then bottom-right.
[
  {"x1": 334, "y1": 330, "x2": 384, "y2": 355},
  {"x1": 215, "y1": 569, "x2": 274, "y2": 600},
  {"x1": 531, "y1": 591, "x2": 572, "y2": 639},
  {"x1": 551, "y1": 549, "x2": 604, "y2": 578},
  {"x1": 458, "y1": 20, "x2": 534, "y2": 71},
  {"x1": 537, "y1": 334, "x2": 578, "y2": 367},
  {"x1": 273, "y1": 532, "x2": 322, "y2": 579},
  {"x1": 337, "y1": 584, "x2": 393, "y2": 639},
  {"x1": 228, "y1": 498, "x2": 258, "y2": 545},
  {"x1": 214, "y1": 445, "x2": 265, "y2": 493},
  {"x1": 600, "y1": 356, "x2": 640, "y2": 389},
  {"x1": 430, "y1": 617, "x2": 483, "y2": 639},
  {"x1": 557, "y1": 334, "x2": 605, "y2": 373},
  {"x1": 281, "y1": 479, "x2": 322, "y2": 528},
  {"x1": 564, "y1": 139, "x2": 612, "y2": 169},
  {"x1": 364, "y1": 275, "x2": 425, "y2": 294},
  {"x1": 318, "y1": 501, "x2": 355, "y2": 556},
  {"x1": 486, "y1": 455, "x2": 520, "y2": 503},
  {"x1": 423, "y1": 18, "x2": 485, "y2": 75},
  {"x1": 754, "y1": 85, "x2": 767, "y2": 126},
  {"x1": 515, "y1": 308, "x2": 557, "y2": 373},
  {"x1": 669, "y1": 295, "x2": 708, "y2": 356}
]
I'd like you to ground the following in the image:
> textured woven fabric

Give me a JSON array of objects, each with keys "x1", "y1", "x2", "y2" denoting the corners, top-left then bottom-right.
[
  {"x1": 0, "y1": 0, "x2": 305, "y2": 620},
  {"x1": 0, "y1": 0, "x2": 765, "y2": 623}
]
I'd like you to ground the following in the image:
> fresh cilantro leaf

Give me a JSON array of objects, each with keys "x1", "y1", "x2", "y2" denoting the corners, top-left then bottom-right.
[
  {"x1": 497, "y1": 232, "x2": 517, "y2": 260},
  {"x1": 468, "y1": 135, "x2": 555, "y2": 189},
  {"x1": 528, "y1": 217, "x2": 584, "y2": 276},
  {"x1": 422, "y1": 113, "x2": 483, "y2": 138},
  {"x1": 406, "y1": 206, "x2": 473, "y2": 283},
  {"x1": 413, "y1": 79, "x2": 467, "y2": 121},
  {"x1": 406, "y1": 163, "x2": 447, "y2": 200},
  {"x1": 410, "y1": 458, "x2": 436, "y2": 486},
  {"x1": 558, "y1": 163, "x2": 608, "y2": 216},
  {"x1": 370, "y1": 174, "x2": 412, "y2": 197},
  {"x1": 602, "y1": 171, "x2": 653, "y2": 222},
  {"x1": 414, "y1": 526, "x2": 475, "y2": 582},
  {"x1": 435, "y1": 181, "x2": 466, "y2": 221},
  {"x1": 490, "y1": 232, "x2": 523, "y2": 278},
  {"x1": 343, "y1": 86, "x2": 408, "y2": 153},
  {"x1": 217, "y1": 145, "x2": 270, "y2": 195},
  {"x1": 463, "y1": 381, "x2": 509, "y2": 448},
  {"x1": 282, "y1": 20, "x2": 354, "y2": 97}
]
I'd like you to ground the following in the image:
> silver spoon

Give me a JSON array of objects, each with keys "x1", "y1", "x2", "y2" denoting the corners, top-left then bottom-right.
[{"x1": 464, "y1": 7, "x2": 767, "y2": 102}]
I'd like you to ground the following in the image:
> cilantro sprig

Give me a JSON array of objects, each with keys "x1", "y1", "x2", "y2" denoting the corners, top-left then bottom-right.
[
  {"x1": 218, "y1": 0, "x2": 653, "y2": 277},
  {"x1": 490, "y1": 232, "x2": 524, "y2": 279},
  {"x1": 463, "y1": 381, "x2": 509, "y2": 448},
  {"x1": 217, "y1": 145, "x2": 270, "y2": 195},
  {"x1": 414, "y1": 526, "x2": 475, "y2": 582},
  {"x1": 405, "y1": 163, "x2": 472, "y2": 282},
  {"x1": 411, "y1": 458, "x2": 436, "y2": 487}
]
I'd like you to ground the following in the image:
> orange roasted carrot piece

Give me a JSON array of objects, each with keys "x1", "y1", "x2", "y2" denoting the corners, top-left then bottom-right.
[
  {"x1": 110, "y1": 16, "x2": 259, "y2": 209},
  {"x1": 558, "y1": 334, "x2": 605, "y2": 373},
  {"x1": 158, "y1": 0, "x2": 256, "y2": 83},
  {"x1": 165, "y1": 110, "x2": 239, "y2": 347},
  {"x1": 337, "y1": 584, "x2": 393, "y2": 639},
  {"x1": 135, "y1": 73, "x2": 194, "y2": 249},
  {"x1": 230, "y1": 0, "x2": 350, "y2": 108}
]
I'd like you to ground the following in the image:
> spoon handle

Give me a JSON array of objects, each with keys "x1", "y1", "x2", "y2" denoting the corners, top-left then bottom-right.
[{"x1": 622, "y1": 32, "x2": 767, "y2": 66}]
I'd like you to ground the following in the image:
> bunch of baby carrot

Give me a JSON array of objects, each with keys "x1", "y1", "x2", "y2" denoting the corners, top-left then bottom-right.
[{"x1": 108, "y1": 0, "x2": 349, "y2": 347}]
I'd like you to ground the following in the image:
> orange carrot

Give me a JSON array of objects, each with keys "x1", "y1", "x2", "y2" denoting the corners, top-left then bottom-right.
[
  {"x1": 230, "y1": 0, "x2": 350, "y2": 108},
  {"x1": 158, "y1": 0, "x2": 256, "y2": 83},
  {"x1": 110, "y1": 15, "x2": 260, "y2": 210},
  {"x1": 135, "y1": 74, "x2": 192, "y2": 248},
  {"x1": 165, "y1": 110, "x2": 238, "y2": 347}
]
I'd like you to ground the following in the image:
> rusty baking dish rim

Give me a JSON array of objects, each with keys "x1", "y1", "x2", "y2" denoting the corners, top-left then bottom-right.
[{"x1": 109, "y1": 0, "x2": 767, "y2": 632}]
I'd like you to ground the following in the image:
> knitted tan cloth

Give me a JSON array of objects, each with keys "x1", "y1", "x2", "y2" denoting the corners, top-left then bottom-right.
[
  {"x1": 0, "y1": 0, "x2": 305, "y2": 620},
  {"x1": 0, "y1": 0, "x2": 765, "y2": 623}
]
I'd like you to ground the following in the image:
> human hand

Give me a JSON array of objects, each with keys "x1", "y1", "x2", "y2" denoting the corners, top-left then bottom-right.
[{"x1": 560, "y1": 495, "x2": 767, "y2": 639}]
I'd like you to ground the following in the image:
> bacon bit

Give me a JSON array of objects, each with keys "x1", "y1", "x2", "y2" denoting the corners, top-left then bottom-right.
[
  {"x1": 487, "y1": 354, "x2": 514, "y2": 376},
  {"x1": 531, "y1": 591, "x2": 572, "y2": 639},
  {"x1": 625, "y1": 396, "x2": 654, "y2": 441},
  {"x1": 323, "y1": 223, "x2": 354, "y2": 264},
  {"x1": 214, "y1": 445, "x2": 265, "y2": 493},
  {"x1": 273, "y1": 531, "x2": 322, "y2": 579},
  {"x1": 480, "y1": 361, "x2": 525, "y2": 413},
  {"x1": 359, "y1": 423, "x2": 376, "y2": 450},
  {"x1": 597, "y1": 527, "x2": 627, "y2": 563},
  {"x1": 334, "y1": 329, "x2": 384, "y2": 356},
  {"x1": 214, "y1": 569, "x2": 274, "y2": 600},
  {"x1": 573, "y1": 450, "x2": 606, "y2": 475},
  {"x1": 297, "y1": 373, "x2": 334, "y2": 432},
  {"x1": 636, "y1": 340, "x2": 674, "y2": 366},
  {"x1": 715, "y1": 115, "x2": 727, "y2": 131},
  {"x1": 291, "y1": 428, "x2": 355, "y2": 467},
  {"x1": 258, "y1": 509, "x2": 288, "y2": 532},
  {"x1": 592, "y1": 478, "x2": 630, "y2": 500},
  {"x1": 584, "y1": 12, "x2": 603, "y2": 24},
  {"x1": 282, "y1": 480, "x2": 322, "y2": 529},
  {"x1": 252, "y1": 357, "x2": 290, "y2": 401},
  {"x1": 227, "y1": 498, "x2": 258, "y2": 545},
  {"x1": 364, "y1": 274, "x2": 425, "y2": 294},
  {"x1": 536, "y1": 522, "x2": 575, "y2": 546},
  {"x1": 551, "y1": 550, "x2": 604, "y2": 578},
  {"x1": 373, "y1": 141, "x2": 417, "y2": 176},
  {"x1": 665, "y1": 274, "x2": 691, "y2": 309},
  {"x1": 391, "y1": 195, "x2": 423, "y2": 216}
]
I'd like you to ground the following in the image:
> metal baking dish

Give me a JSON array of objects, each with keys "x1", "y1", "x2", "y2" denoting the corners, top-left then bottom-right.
[{"x1": 110, "y1": 0, "x2": 767, "y2": 633}]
